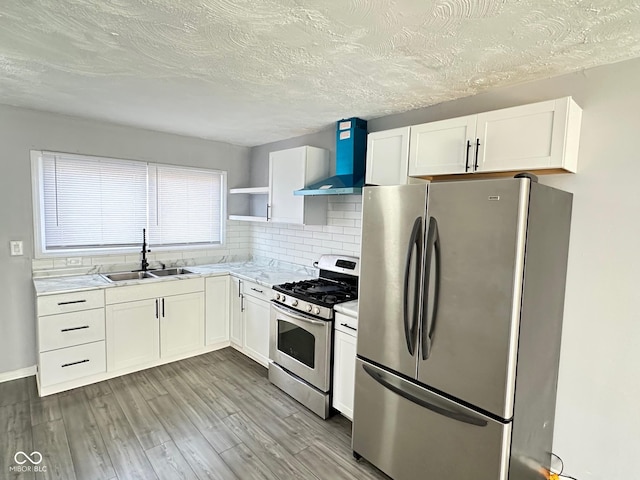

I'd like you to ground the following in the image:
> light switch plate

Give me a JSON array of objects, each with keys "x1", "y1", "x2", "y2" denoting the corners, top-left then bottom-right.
[{"x1": 10, "y1": 241, "x2": 23, "y2": 256}]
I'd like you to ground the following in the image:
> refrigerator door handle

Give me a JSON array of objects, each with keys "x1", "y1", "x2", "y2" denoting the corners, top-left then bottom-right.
[
  {"x1": 403, "y1": 216, "x2": 422, "y2": 356},
  {"x1": 362, "y1": 363, "x2": 488, "y2": 427},
  {"x1": 422, "y1": 216, "x2": 441, "y2": 360}
]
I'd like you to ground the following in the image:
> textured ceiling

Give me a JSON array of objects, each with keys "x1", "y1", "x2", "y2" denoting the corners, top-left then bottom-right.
[{"x1": 1, "y1": 0, "x2": 640, "y2": 146}]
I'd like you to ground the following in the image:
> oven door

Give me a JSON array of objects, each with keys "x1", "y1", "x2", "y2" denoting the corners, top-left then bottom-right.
[{"x1": 270, "y1": 302, "x2": 332, "y2": 392}]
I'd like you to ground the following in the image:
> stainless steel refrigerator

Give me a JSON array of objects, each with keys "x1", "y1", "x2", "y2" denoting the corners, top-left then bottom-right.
[{"x1": 353, "y1": 176, "x2": 572, "y2": 480}]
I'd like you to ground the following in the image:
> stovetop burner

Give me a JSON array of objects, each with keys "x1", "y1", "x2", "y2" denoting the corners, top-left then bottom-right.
[{"x1": 274, "y1": 278, "x2": 357, "y2": 307}]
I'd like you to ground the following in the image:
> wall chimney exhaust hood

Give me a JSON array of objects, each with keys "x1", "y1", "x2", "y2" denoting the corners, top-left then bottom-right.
[{"x1": 295, "y1": 118, "x2": 367, "y2": 196}]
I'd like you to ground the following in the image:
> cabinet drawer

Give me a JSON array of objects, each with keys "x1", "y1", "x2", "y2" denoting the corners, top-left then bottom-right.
[
  {"x1": 39, "y1": 309, "x2": 105, "y2": 352},
  {"x1": 241, "y1": 279, "x2": 272, "y2": 302},
  {"x1": 39, "y1": 341, "x2": 106, "y2": 387},
  {"x1": 37, "y1": 289, "x2": 105, "y2": 316}
]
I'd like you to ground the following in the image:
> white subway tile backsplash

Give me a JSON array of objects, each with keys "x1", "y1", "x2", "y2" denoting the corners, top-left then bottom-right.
[
  {"x1": 303, "y1": 238, "x2": 323, "y2": 247},
  {"x1": 332, "y1": 234, "x2": 355, "y2": 243},
  {"x1": 246, "y1": 196, "x2": 362, "y2": 267},
  {"x1": 322, "y1": 225, "x2": 344, "y2": 234},
  {"x1": 330, "y1": 202, "x2": 356, "y2": 211},
  {"x1": 330, "y1": 218, "x2": 355, "y2": 227},
  {"x1": 312, "y1": 232, "x2": 332, "y2": 241},
  {"x1": 321, "y1": 240, "x2": 343, "y2": 249},
  {"x1": 343, "y1": 227, "x2": 361, "y2": 236}
]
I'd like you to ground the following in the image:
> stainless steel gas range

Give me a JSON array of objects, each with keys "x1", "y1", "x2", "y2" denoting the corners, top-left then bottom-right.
[{"x1": 268, "y1": 255, "x2": 359, "y2": 419}]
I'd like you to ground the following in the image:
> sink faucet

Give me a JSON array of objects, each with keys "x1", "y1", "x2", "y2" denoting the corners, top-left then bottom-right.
[{"x1": 140, "y1": 228, "x2": 151, "y2": 271}]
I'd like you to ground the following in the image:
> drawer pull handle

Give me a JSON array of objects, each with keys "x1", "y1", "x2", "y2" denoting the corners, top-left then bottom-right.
[
  {"x1": 57, "y1": 299, "x2": 87, "y2": 306},
  {"x1": 251, "y1": 287, "x2": 264, "y2": 294},
  {"x1": 340, "y1": 323, "x2": 357, "y2": 331},
  {"x1": 61, "y1": 325, "x2": 90, "y2": 332},
  {"x1": 61, "y1": 359, "x2": 90, "y2": 368}
]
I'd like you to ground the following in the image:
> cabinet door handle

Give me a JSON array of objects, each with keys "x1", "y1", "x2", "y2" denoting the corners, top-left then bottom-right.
[
  {"x1": 57, "y1": 299, "x2": 87, "y2": 306},
  {"x1": 61, "y1": 359, "x2": 90, "y2": 368},
  {"x1": 240, "y1": 294, "x2": 245, "y2": 312},
  {"x1": 340, "y1": 323, "x2": 357, "y2": 332},
  {"x1": 155, "y1": 299, "x2": 159, "y2": 319},
  {"x1": 238, "y1": 279, "x2": 242, "y2": 298},
  {"x1": 61, "y1": 325, "x2": 90, "y2": 332},
  {"x1": 464, "y1": 140, "x2": 471, "y2": 172},
  {"x1": 162, "y1": 298, "x2": 165, "y2": 318},
  {"x1": 250, "y1": 287, "x2": 264, "y2": 294},
  {"x1": 474, "y1": 138, "x2": 480, "y2": 171},
  {"x1": 266, "y1": 204, "x2": 271, "y2": 221}
]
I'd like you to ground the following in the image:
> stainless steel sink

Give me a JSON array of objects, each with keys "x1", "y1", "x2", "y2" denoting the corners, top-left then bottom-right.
[
  {"x1": 148, "y1": 267, "x2": 194, "y2": 276},
  {"x1": 104, "y1": 271, "x2": 156, "y2": 282},
  {"x1": 102, "y1": 267, "x2": 195, "y2": 282}
]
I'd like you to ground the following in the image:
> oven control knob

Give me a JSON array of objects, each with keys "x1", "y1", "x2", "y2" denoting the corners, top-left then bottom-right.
[
  {"x1": 313, "y1": 307, "x2": 321, "y2": 315},
  {"x1": 275, "y1": 293, "x2": 281, "y2": 300},
  {"x1": 281, "y1": 295, "x2": 286, "y2": 302},
  {"x1": 306, "y1": 305, "x2": 313, "y2": 312},
  {"x1": 292, "y1": 300, "x2": 298, "y2": 307}
]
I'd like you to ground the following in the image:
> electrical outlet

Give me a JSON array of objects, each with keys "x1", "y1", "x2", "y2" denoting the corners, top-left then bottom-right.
[
  {"x1": 10, "y1": 241, "x2": 23, "y2": 256},
  {"x1": 66, "y1": 258, "x2": 82, "y2": 266}
]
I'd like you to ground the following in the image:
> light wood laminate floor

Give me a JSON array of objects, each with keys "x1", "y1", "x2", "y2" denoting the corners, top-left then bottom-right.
[{"x1": 0, "y1": 347, "x2": 388, "y2": 480}]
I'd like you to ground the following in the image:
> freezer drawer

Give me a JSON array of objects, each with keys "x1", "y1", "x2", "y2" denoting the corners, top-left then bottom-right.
[{"x1": 352, "y1": 359, "x2": 511, "y2": 480}]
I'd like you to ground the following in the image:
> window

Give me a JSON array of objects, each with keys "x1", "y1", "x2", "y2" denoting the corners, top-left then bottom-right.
[{"x1": 32, "y1": 151, "x2": 226, "y2": 256}]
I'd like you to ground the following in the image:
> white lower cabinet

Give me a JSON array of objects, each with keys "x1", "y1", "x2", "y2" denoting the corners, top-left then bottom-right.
[
  {"x1": 229, "y1": 277, "x2": 243, "y2": 347},
  {"x1": 205, "y1": 276, "x2": 230, "y2": 346},
  {"x1": 105, "y1": 278, "x2": 205, "y2": 374},
  {"x1": 242, "y1": 293, "x2": 271, "y2": 367},
  {"x1": 36, "y1": 290, "x2": 107, "y2": 394},
  {"x1": 161, "y1": 292, "x2": 205, "y2": 358},
  {"x1": 106, "y1": 298, "x2": 160, "y2": 371},
  {"x1": 228, "y1": 278, "x2": 272, "y2": 367},
  {"x1": 333, "y1": 309, "x2": 358, "y2": 419},
  {"x1": 36, "y1": 272, "x2": 278, "y2": 395},
  {"x1": 39, "y1": 341, "x2": 106, "y2": 388}
]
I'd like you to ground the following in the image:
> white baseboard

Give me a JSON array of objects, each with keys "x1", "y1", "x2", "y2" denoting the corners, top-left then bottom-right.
[{"x1": 0, "y1": 365, "x2": 36, "y2": 384}]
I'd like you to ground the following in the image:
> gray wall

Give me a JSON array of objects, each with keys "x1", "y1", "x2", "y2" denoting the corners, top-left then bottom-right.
[
  {"x1": 0, "y1": 105, "x2": 250, "y2": 376},
  {"x1": 249, "y1": 127, "x2": 334, "y2": 187}
]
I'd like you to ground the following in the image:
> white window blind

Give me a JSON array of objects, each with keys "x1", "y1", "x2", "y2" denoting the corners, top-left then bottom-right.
[
  {"x1": 34, "y1": 151, "x2": 226, "y2": 255},
  {"x1": 148, "y1": 164, "x2": 223, "y2": 246},
  {"x1": 41, "y1": 153, "x2": 147, "y2": 250}
]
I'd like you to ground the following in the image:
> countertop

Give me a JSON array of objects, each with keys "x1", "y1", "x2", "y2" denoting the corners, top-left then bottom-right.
[
  {"x1": 33, "y1": 260, "x2": 316, "y2": 296},
  {"x1": 334, "y1": 299, "x2": 358, "y2": 317}
]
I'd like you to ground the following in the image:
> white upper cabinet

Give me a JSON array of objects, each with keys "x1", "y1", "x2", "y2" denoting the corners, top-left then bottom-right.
[
  {"x1": 366, "y1": 127, "x2": 411, "y2": 186},
  {"x1": 268, "y1": 146, "x2": 329, "y2": 225},
  {"x1": 475, "y1": 97, "x2": 581, "y2": 173},
  {"x1": 409, "y1": 116, "x2": 477, "y2": 176},
  {"x1": 408, "y1": 97, "x2": 582, "y2": 177}
]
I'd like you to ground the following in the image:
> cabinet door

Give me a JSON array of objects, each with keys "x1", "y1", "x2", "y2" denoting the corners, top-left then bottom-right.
[
  {"x1": 229, "y1": 277, "x2": 243, "y2": 347},
  {"x1": 205, "y1": 276, "x2": 229, "y2": 346},
  {"x1": 269, "y1": 147, "x2": 306, "y2": 224},
  {"x1": 161, "y1": 292, "x2": 205, "y2": 359},
  {"x1": 243, "y1": 295, "x2": 270, "y2": 367},
  {"x1": 106, "y1": 299, "x2": 159, "y2": 372},
  {"x1": 476, "y1": 98, "x2": 568, "y2": 173},
  {"x1": 332, "y1": 330, "x2": 357, "y2": 420},
  {"x1": 366, "y1": 127, "x2": 410, "y2": 186},
  {"x1": 409, "y1": 116, "x2": 477, "y2": 176}
]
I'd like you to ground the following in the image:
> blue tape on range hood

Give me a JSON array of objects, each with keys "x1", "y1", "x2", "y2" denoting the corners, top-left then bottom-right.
[{"x1": 295, "y1": 117, "x2": 367, "y2": 196}]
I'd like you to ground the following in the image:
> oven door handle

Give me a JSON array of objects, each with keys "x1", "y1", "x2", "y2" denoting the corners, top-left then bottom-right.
[{"x1": 271, "y1": 303, "x2": 327, "y2": 326}]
